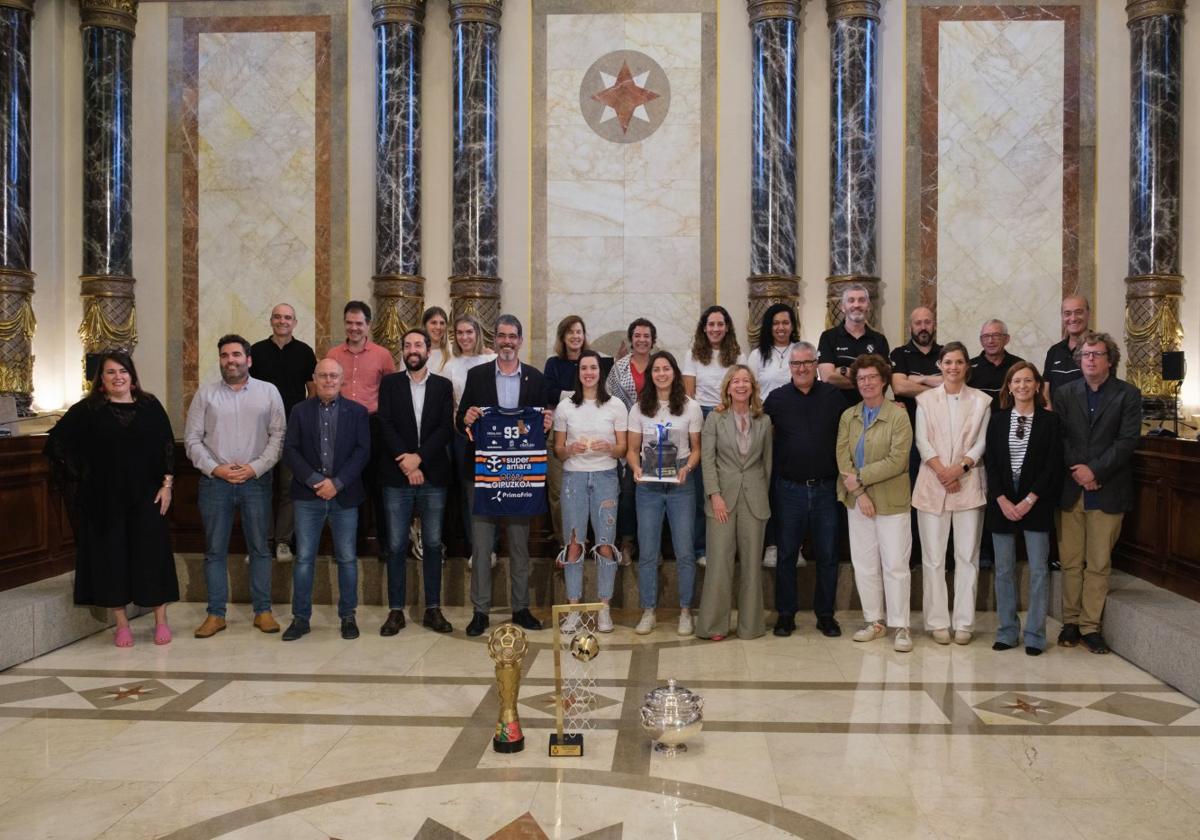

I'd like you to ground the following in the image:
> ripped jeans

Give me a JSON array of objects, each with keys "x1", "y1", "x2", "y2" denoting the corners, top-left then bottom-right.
[{"x1": 559, "y1": 467, "x2": 620, "y2": 602}]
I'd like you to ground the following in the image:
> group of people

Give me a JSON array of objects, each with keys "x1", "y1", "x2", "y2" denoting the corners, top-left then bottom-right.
[{"x1": 45, "y1": 288, "x2": 1142, "y2": 658}]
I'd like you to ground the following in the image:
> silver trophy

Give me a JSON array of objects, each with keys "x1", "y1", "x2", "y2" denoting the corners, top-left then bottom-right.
[{"x1": 640, "y1": 678, "x2": 704, "y2": 755}]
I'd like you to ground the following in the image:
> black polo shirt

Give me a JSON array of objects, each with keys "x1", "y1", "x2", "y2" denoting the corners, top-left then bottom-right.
[
  {"x1": 1043, "y1": 337, "x2": 1082, "y2": 399},
  {"x1": 817, "y1": 322, "x2": 890, "y2": 405},
  {"x1": 250, "y1": 336, "x2": 317, "y2": 417},
  {"x1": 762, "y1": 379, "x2": 849, "y2": 483},
  {"x1": 890, "y1": 339, "x2": 942, "y2": 423},
  {"x1": 969, "y1": 350, "x2": 1022, "y2": 408}
]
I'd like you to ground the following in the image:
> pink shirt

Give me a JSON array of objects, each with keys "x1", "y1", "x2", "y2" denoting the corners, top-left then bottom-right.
[{"x1": 325, "y1": 340, "x2": 395, "y2": 413}]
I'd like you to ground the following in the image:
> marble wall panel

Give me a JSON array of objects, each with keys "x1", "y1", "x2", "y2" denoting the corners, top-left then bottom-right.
[
  {"x1": 532, "y1": 0, "x2": 716, "y2": 363},
  {"x1": 904, "y1": 2, "x2": 1095, "y2": 365},
  {"x1": 166, "y1": 3, "x2": 347, "y2": 418}
]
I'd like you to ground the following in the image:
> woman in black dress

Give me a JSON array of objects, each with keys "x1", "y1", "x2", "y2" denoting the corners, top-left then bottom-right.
[{"x1": 45, "y1": 352, "x2": 179, "y2": 646}]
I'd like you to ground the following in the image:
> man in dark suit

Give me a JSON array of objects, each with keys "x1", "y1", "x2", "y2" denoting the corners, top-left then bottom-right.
[
  {"x1": 281, "y1": 358, "x2": 371, "y2": 641},
  {"x1": 1055, "y1": 331, "x2": 1142, "y2": 654},
  {"x1": 377, "y1": 328, "x2": 455, "y2": 636},
  {"x1": 457, "y1": 314, "x2": 553, "y2": 636}
]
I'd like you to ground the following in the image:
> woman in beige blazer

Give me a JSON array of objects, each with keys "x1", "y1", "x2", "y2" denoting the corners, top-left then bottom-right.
[
  {"x1": 837, "y1": 355, "x2": 915, "y2": 652},
  {"x1": 912, "y1": 341, "x2": 992, "y2": 645},
  {"x1": 696, "y1": 366, "x2": 773, "y2": 640}
]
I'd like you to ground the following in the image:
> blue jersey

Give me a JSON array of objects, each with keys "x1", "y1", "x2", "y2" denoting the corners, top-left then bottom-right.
[{"x1": 472, "y1": 407, "x2": 548, "y2": 517}]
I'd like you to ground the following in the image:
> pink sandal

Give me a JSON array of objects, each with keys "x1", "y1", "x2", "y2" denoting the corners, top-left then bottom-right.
[
  {"x1": 114, "y1": 626, "x2": 134, "y2": 648},
  {"x1": 154, "y1": 624, "x2": 172, "y2": 645}
]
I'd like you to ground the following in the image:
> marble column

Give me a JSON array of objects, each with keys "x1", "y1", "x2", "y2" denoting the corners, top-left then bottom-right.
[
  {"x1": 0, "y1": 0, "x2": 34, "y2": 414},
  {"x1": 372, "y1": 0, "x2": 425, "y2": 365},
  {"x1": 448, "y1": 0, "x2": 501, "y2": 344},
  {"x1": 1125, "y1": 0, "x2": 1186, "y2": 413},
  {"x1": 825, "y1": 0, "x2": 880, "y2": 328},
  {"x1": 746, "y1": 0, "x2": 801, "y2": 344},
  {"x1": 78, "y1": 0, "x2": 137, "y2": 379}
]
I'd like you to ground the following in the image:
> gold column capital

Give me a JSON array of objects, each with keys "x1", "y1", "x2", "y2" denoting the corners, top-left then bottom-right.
[
  {"x1": 79, "y1": 0, "x2": 137, "y2": 35},
  {"x1": 1127, "y1": 0, "x2": 1187, "y2": 26},
  {"x1": 0, "y1": 1, "x2": 35, "y2": 15},
  {"x1": 748, "y1": 0, "x2": 804, "y2": 26},
  {"x1": 373, "y1": 0, "x2": 425, "y2": 28},
  {"x1": 826, "y1": 0, "x2": 880, "y2": 23},
  {"x1": 449, "y1": 0, "x2": 502, "y2": 28}
]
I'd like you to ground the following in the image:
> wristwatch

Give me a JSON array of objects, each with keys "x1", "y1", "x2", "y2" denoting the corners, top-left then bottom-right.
[{"x1": 961, "y1": 460, "x2": 972, "y2": 473}]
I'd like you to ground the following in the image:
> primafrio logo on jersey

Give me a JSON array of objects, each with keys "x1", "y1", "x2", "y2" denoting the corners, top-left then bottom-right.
[{"x1": 472, "y1": 407, "x2": 548, "y2": 517}]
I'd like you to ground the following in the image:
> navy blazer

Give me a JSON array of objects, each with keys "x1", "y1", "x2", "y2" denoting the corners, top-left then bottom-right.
[
  {"x1": 984, "y1": 406, "x2": 1063, "y2": 533},
  {"x1": 455, "y1": 361, "x2": 549, "y2": 477},
  {"x1": 376, "y1": 371, "x2": 454, "y2": 487},
  {"x1": 1055, "y1": 376, "x2": 1142, "y2": 514},
  {"x1": 283, "y1": 395, "x2": 370, "y2": 508}
]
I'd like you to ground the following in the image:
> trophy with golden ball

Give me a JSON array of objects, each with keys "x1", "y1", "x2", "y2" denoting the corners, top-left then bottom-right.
[
  {"x1": 487, "y1": 623, "x2": 529, "y2": 753},
  {"x1": 549, "y1": 602, "x2": 603, "y2": 756}
]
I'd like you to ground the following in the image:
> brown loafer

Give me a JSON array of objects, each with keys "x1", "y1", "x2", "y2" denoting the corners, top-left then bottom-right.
[
  {"x1": 194, "y1": 615, "x2": 227, "y2": 638},
  {"x1": 253, "y1": 611, "x2": 281, "y2": 633}
]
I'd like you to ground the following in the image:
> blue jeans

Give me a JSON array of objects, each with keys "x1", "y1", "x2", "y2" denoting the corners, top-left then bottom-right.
[
  {"x1": 636, "y1": 472, "x2": 696, "y2": 609},
  {"x1": 197, "y1": 472, "x2": 273, "y2": 617},
  {"x1": 773, "y1": 477, "x2": 839, "y2": 618},
  {"x1": 561, "y1": 468, "x2": 619, "y2": 601},
  {"x1": 692, "y1": 405, "x2": 714, "y2": 556},
  {"x1": 292, "y1": 498, "x2": 359, "y2": 621},
  {"x1": 994, "y1": 530, "x2": 1050, "y2": 650},
  {"x1": 383, "y1": 485, "x2": 447, "y2": 609}
]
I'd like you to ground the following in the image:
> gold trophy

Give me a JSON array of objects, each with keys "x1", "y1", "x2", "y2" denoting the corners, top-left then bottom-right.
[
  {"x1": 487, "y1": 623, "x2": 529, "y2": 753},
  {"x1": 549, "y1": 602, "x2": 603, "y2": 757}
]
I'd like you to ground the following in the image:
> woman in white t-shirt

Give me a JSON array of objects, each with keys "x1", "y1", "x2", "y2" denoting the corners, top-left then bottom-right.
[
  {"x1": 752, "y1": 302, "x2": 802, "y2": 570},
  {"x1": 423, "y1": 306, "x2": 450, "y2": 374},
  {"x1": 682, "y1": 305, "x2": 745, "y2": 567},
  {"x1": 628, "y1": 350, "x2": 704, "y2": 637},
  {"x1": 553, "y1": 350, "x2": 628, "y2": 634},
  {"x1": 443, "y1": 314, "x2": 498, "y2": 567}
]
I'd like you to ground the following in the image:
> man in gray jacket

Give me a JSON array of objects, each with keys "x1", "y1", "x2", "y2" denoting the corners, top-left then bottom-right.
[{"x1": 1055, "y1": 331, "x2": 1142, "y2": 654}]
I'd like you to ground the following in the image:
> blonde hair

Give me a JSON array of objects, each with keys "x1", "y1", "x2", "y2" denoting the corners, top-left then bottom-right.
[
  {"x1": 715, "y1": 365, "x2": 763, "y2": 417},
  {"x1": 451, "y1": 314, "x2": 485, "y2": 357}
]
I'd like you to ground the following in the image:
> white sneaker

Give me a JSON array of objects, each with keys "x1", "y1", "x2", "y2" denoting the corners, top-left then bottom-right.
[
  {"x1": 796, "y1": 548, "x2": 807, "y2": 568},
  {"x1": 560, "y1": 611, "x2": 582, "y2": 634},
  {"x1": 635, "y1": 609, "x2": 657, "y2": 635},
  {"x1": 275, "y1": 543, "x2": 292, "y2": 562},
  {"x1": 677, "y1": 611, "x2": 694, "y2": 637},
  {"x1": 490, "y1": 551, "x2": 499, "y2": 569},
  {"x1": 894, "y1": 627, "x2": 913, "y2": 652},
  {"x1": 597, "y1": 606, "x2": 614, "y2": 633},
  {"x1": 852, "y1": 622, "x2": 886, "y2": 642},
  {"x1": 696, "y1": 555, "x2": 707, "y2": 568},
  {"x1": 762, "y1": 546, "x2": 777, "y2": 568}
]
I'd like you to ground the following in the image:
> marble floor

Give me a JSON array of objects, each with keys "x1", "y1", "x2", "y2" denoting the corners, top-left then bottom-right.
[{"x1": 2, "y1": 602, "x2": 1199, "y2": 840}]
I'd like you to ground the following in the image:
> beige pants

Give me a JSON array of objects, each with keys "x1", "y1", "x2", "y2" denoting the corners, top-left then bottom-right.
[
  {"x1": 918, "y1": 507, "x2": 983, "y2": 632},
  {"x1": 848, "y1": 508, "x2": 912, "y2": 628},
  {"x1": 696, "y1": 495, "x2": 766, "y2": 639},
  {"x1": 1058, "y1": 495, "x2": 1123, "y2": 634}
]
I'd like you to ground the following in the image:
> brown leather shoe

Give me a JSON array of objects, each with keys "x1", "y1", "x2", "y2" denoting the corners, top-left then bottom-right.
[
  {"x1": 253, "y1": 612, "x2": 281, "y2": 633},
  {"x1": 194, "y1": 615, "x2": 227, "y2": 638}
]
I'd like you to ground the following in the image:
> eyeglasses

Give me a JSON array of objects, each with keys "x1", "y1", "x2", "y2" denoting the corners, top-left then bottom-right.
[
  {"x1": 856, "y1": 373, "x2": 882, "y2": 383},
  {"x1": 980, "y1": 333, "x2": 1008, "y2": 341},
  {"x1": 1015, "y1": 415, "x2": 1028, "y2": 440},
  {"x1": 789, "y1": 360, "x2": 817, "y2": 368},
  {"x1": 1080, "y1": 350, "x2": 1108, "y2": 360}
]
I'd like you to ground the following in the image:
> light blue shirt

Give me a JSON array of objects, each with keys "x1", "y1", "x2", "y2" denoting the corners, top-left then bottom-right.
[
  {"x1": 496, "y1": 364, "x2": 522, "y2": 409},
  {"x1": 854, "y1": 402, "x2": 882, "y2": 469}
]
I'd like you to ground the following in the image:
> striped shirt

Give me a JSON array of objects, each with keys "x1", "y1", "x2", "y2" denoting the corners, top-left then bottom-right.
[{"x1": 1008, "y1": 410, "x2": 1033, "y2": 480}]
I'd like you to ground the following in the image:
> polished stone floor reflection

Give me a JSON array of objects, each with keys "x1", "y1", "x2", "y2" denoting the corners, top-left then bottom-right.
[{"x1": 2, "y1": 602, "x2": 1199, "y2": 839}]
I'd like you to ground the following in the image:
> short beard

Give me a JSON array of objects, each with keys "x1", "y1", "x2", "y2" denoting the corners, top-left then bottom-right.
[
  {"x1": 221, "y1": 368, "x2": 248, "y2": 385},
  {"x1": 913, "y1": 330, "x2": 934, "y2": 347},
  {"x1": 404, "y1": 355, "x2": 426, "y2": 372}
]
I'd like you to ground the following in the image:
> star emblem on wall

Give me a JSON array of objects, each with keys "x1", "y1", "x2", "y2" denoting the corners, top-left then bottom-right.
[
  {"x1": 579, "y1": 50, "x2": 671, "y2": 144},
  {"x1": 591, "y1": 61, "x2": 660, "y2": 133}
]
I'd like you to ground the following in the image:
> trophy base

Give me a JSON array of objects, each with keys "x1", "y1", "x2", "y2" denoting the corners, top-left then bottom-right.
[
  {"x1": 653, "y1": 741, "x2": 688, "y2": 756},
  {"x1": 493, "y1": 737, "x2": 525, "y2": 754},
  {"x1": 548, "y1": 732, "x2": 584, "y2": 757}
]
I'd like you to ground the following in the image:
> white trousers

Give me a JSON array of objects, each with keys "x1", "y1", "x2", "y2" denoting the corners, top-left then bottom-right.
[
  {"x1": 847, "y1": 507, "x2": 911, "y2": 628},
  {"x1": 918, "y1": 508, "x2": 983, "y2": 632}
]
